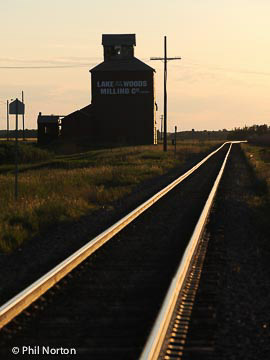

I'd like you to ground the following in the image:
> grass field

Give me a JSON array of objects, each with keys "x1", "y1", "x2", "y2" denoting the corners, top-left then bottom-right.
[
  {"x1": 0, "y1": 140, "x2": 222, "y2": 253},
  {"x1": 0, "y1": 138, "x2": 37, "y2": 141},
  {"x1": 241, "y1": 143, "x2": 269, "y2": 242},
  {"x1": 242, "y1": 143, "x2": 270, "y2": 194}
]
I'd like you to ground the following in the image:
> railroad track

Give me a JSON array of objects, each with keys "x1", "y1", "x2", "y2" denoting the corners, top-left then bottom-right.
[{"x1": 0, "y1": 141, "x2": 242, "y2": 359}]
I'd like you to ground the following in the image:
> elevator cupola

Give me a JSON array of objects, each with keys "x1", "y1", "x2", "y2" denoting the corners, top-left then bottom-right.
[{"x1": 102, "y1": 34, "x2": 136, "y2": 61}]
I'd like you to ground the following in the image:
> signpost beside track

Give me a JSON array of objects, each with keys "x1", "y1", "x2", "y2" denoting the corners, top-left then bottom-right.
[{"x1": 9, "y1": 98, "x2": 25, "y2": 201}]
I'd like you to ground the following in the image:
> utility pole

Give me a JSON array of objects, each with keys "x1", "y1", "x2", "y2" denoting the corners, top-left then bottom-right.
[
  {"x1": 6, "y1": 100, "x2": 9, "y2": 141},
  {"x1": 174, "y1": 125, "x2": 177, "y2": 156},
  {"x1": 22, "y1": 91, "x2": 25, "y2": 141},
  {"x1": 151, "y1": 36, "x2": 181, "y2": 151},
  {"x1": 160, "y1": 114, "x2": 164, "y2": 140}
]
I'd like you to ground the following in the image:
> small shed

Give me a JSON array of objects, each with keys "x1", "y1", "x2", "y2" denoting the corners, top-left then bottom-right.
[
  {"x1": 37, "y1": 113, "x2": 60, "y2": 144},
  {"x1": 61, "y1": 104, "x2": 95, "y2": 139}
]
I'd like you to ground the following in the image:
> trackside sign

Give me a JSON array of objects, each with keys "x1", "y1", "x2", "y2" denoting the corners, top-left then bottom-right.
[
  {"x1": 9, "y1": 99, "x2": 25, "y2": 115},
  {"x1": 96, "y1": 80, "x2": 150, "y2": 95}
]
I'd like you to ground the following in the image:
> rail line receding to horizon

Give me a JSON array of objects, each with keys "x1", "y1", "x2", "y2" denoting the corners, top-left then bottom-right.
[{"x1": 0, "y1": 141, "x2": 242, "y2": 333}]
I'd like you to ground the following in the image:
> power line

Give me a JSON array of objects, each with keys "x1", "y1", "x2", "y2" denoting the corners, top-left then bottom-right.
[
  {"x1": 0, "y1": 64, "x2": 92, "y2": 69},
  {"x1": 177, "y1": 58, "x2": 270, "y2": 77}
]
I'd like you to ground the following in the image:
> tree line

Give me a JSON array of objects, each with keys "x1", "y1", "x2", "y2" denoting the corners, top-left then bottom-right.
[
  {"x1": 0, "y1": 129, "x2": 37, "y2": 139},
  {"x1": 227, "y1": 124, "x2": 269, "y2": 140}
]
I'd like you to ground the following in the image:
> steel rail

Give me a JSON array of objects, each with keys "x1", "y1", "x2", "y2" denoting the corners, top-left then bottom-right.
[
  {"x1": 139, "y1": 143, "x2": 233, "y2": 360},
  {"x1": 0, "y1": 141, "x2": 230, "y2": 329}
]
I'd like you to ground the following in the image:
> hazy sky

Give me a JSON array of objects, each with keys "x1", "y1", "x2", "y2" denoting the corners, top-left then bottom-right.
[{"x1": 1, "y1": 0, "x2": 270, "y2": 131}]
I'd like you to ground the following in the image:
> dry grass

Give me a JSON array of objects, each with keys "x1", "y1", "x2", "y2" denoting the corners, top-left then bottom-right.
[
  {"x1": 241, "y1": 143, "x2": 270, "y2": 246},
  {"x1": 0, "y1": 140, "x2": 221, "y2": 252},
  {"x1": 241, "y1": 143, "x2": 270, "y2": 218},
  {"x1": 242, "y1": 143, "x2": 270, "y2": 191}
]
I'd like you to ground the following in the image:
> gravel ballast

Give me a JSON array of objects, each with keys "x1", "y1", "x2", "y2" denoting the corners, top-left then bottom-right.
[{"x1": 182, "y1": 144, "x2": 270, "y2": 359}]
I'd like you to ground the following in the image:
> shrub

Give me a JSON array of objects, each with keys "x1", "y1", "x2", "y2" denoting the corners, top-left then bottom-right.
[{"x1": 0, "y1": 142, "x2": 52, "y2": 165}]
